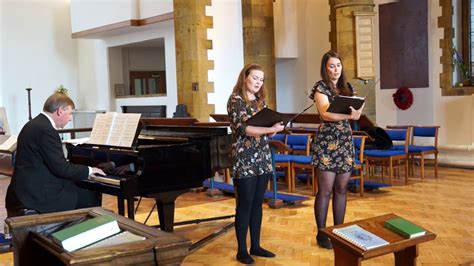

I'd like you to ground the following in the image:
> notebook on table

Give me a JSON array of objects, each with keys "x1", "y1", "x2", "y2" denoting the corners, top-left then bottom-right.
[{"x1": 332, "y1": 224, "x2": 389, "y2": 251}]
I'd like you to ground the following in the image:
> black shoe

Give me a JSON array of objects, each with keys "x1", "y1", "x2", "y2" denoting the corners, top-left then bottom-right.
[
  {"x1": 316, "y1": 236, "x2": 333, "y2": 249},
  {"x1": 236, "y1": 252, "x2": 255, "y2": 264},
  {"x1": 250, "y1": 247, "x2": 276, "y2": 258}
]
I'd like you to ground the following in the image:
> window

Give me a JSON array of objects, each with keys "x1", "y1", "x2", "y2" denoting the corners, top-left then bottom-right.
[
  {"x1": 129, "y1": 71, "x2": 166, "y2": 96},
  {"x1": 469, "y1": 0, "x2": 473, "y2": 79},
  {"x1": 460, "y1": 0, "x2": 473, "y2": 80},
  {"x1": 439, "y1": 0, "x2": 474, "y2": 95},
  {"x1": 453, "y1": 0, "x2": 473, "y2": 85}
]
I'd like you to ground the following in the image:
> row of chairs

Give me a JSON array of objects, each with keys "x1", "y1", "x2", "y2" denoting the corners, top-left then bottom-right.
[
  {"x1": 271, "y1": 125, "x2": 438, "y2": 196},
  {"x1": 271, "y1": 133, "x2": 366, "y2": 197},
  {"x1": 365, "y1": 126, "x2": 439, "y2": 185},
  {"x1": 387, "y1": 125, "x2": 439, "y2": 179}
]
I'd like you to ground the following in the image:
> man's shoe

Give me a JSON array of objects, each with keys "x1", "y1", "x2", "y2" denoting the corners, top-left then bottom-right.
[
  {"x1": 250, "y1": 247, "x2": 276, "y2": 258},
  {"x1": 236, "y1": 252, "x2": 255, "y2": 264},
  {"x1": 316, "y1": 236, "x2": 333, "y2": 249}
]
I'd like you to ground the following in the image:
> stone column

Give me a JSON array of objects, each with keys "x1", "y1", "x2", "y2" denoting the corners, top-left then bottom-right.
[
  {"x1": 329, "y1": 0, "x2": 376, "y2": 123},
  {"x1": 173, "y1": 0, "x2": 214, "y2": 121},
  {"x1": 241, "y1": 0, "x2": 276, "y2": 109}
]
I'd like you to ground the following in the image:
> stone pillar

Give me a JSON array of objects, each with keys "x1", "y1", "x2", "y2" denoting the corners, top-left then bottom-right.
[
  {"x1": 329, "y1": 0, "x2": 376, "y2": 122},
  {"x1": 173, "y1": 0, "x2": 214, "y2": 121},
  {"x1": 241, "y1": 0, "x2": 276, "y2": 109}
]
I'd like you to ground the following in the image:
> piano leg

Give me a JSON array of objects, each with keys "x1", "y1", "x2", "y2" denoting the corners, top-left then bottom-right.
[
  {"x1": 152, "y1": 190, "x2": 188, "y2": 232},
  {"x1": 117, "y1": 197, "x2": 125, "y2": 216},
  {"x1": 116, "y1": 197, "x2": 135, "y2": 220},
  {"x1": 156, "y1": 200, "x2": 174, "y2": 232},
  {"x1": 127, "y1": 198, "x2": 135, "y2": 220}
]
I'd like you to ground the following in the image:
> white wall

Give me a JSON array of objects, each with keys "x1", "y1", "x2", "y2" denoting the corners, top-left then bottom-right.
[
  {"x1": 127, "y1": 47, "x2": 165, "y2": 70},
  {"x1": 108, "y1": 47, "x2": 124, "y2": 95},
  {"x1": 76, "y1": 39, "x2": 109, "y2": 111},
  {"x1": 274, "y1": 0, "x2": 298, "y2": 58},
  {"x1": 71, "y1": 0, "x2": 173, "y2": 34},
  {"x1": 206, "y1": 0, "x2": 244, "y2": 117},
  {"x1": 1, "y1": 1, "x2": 79, "y2": 134},
  {"x1": 139, "y1": 0, "x2": 173, "y2": 19},
  {"x1": 275, "y1": 0, "x2": 330, "y2": 113},
  {"x1": 71, "y1": 0, "x2": 139, "y2": 33}
]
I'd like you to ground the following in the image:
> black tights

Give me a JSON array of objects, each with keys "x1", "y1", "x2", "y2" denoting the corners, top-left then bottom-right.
[
  {"x1": 234, "y1": 174, "x2": 271, "y2": 254},
  {"x1": 314, "y1": 169, "x2": 351, "y2": 237}
]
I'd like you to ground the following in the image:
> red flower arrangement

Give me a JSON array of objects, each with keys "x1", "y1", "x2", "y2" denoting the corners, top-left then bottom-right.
[{"x1": 393, "y1": 87, "x2": 413, "y2": 110}]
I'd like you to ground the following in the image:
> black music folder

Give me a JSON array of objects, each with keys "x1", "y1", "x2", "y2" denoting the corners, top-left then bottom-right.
[
  {"x1": 327, "y1": 96, "x2": 365, "y2": 115},
  {"x1": 246, "y1": 108, "x2": 290, "y2": 127}
]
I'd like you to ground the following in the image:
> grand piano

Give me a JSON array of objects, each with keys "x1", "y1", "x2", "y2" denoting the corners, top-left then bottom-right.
[{"x1": 66, "y1": 119, "x2": 231, "y2": 232}]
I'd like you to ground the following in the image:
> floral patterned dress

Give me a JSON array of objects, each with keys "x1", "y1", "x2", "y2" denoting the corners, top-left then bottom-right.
[
  {"x1": 227, "y1": 93, "x2": 273, "y2": 179},
  {"x1": 309, "y1": 81, "x2": 354, "y2": 173}
]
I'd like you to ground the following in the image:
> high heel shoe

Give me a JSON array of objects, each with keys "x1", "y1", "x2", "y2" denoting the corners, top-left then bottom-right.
[
  {"x1": 236, "y1": 252, "x2": 255, "y2": 264},
  {"x1": 316, "y1": 235, "x2": 333, "y2": 249},
  {"x1": 250, "y1": 247, "x2": 276, "y2": 258}
]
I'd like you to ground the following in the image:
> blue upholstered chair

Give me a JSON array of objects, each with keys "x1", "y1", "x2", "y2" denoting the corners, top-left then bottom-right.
[
  {"x1": 270, "y1": 134, "x2": 293, "y2": 192},
  {"x1": 352, "y1": 135, "x2": 367, "y2": 196},
  {"x1": 409, "y1": 126, "x2": 440, "y2": 179},
  {"x1": 287, "y1": 133, "x2": 311, "y2": 155},
  {"x1": 364, "y1": 128, "x2": 410, "y2": 185},
  {"x1": 287, "y1": 134, "x2": 313, "y2": 194}
]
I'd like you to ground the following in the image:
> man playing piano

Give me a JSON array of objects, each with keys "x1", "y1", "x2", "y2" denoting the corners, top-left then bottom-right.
[{"x1": 5, "y1": 92, "x2": 106, "y2": 217}]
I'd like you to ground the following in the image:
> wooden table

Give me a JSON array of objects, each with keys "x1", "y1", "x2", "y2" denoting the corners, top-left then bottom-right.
[
  {"x1": 5, "y1": 207, "x2": 191, "y2": 265},
  {"x1": 320, "y1": 213, "x2": 436, "y2": 266}
]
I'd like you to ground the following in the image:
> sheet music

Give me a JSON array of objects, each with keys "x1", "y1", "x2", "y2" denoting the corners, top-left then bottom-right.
[
  {"x1": 0, "y1": 135, "x2": 17, "y2": 152},
  {"x1": 89, "y1": 113, "x2": 115, "y2": 145},
  {"x1": 88, "y1": 113, "x2": 141, "y2": 148}
]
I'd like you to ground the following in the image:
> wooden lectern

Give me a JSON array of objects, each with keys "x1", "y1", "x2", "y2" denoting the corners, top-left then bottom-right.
[
  {"x1": 320, "y1": 213, "x2": 436, "y2": 266},
  {"x1": 5, "y1": 207, "x2": 191, "y2": 265}
]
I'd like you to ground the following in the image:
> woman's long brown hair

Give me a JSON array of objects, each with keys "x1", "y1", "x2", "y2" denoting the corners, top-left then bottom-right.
[
  {"x1": 320, "y1": 51, "x2": 353, "y2": 96},
  {"x1": 232, "y1": 63, "x2": 266, "y2": 109}
]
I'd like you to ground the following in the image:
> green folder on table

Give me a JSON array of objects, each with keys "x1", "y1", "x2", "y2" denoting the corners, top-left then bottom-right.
[
  {"x1": 384, "y1": 217, "x2": 426, "y2": 238},
  {"x1": 51, "y1": 215, "x2": 121, "y2": 252}
]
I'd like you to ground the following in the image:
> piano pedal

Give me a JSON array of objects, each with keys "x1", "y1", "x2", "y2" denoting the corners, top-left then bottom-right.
[
  {"x1": 190, "y1": 187, "x2": 206, "y2": 193},
  {"x1": 206, "y1": 188, "x2": 224, "y2": 197}
]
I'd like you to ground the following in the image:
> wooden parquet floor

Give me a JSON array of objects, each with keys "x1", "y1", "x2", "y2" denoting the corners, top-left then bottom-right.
[{"x1": 0, "y1": 166, "x2": 473, "y2": 265}]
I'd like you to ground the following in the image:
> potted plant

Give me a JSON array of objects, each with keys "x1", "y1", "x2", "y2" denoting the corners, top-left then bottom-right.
[
  {"x1": 452, "y1": 46, "x2": 471, "y2": 87},
  {"x1": 56, "y1": 84, "x2": 69, "y2": 95}
]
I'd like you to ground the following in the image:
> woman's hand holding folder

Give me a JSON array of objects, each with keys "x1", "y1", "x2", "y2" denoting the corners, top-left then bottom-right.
[
  {"x1": 268, "y1": 122, "x2": 285, "y2": 138},
  {"x1": 348, "y1": 102, "x2": 365, "y2": 120}
]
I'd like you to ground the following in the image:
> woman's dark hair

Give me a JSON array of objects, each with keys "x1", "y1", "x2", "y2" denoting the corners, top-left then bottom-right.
[
  {"x1": 320, "y1": 51, "x2": 353, "y2": 96},
  {"x1": 232, "y1": 63, "x2": 266, "y2": 109}
]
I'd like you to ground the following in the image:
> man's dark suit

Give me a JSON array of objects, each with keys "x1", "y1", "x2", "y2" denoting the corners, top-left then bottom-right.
[{"x1": 6, "y1": 114, "x2": 100, "y2": 215}]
